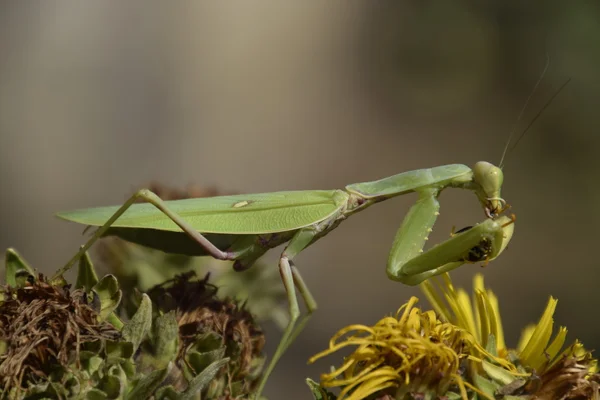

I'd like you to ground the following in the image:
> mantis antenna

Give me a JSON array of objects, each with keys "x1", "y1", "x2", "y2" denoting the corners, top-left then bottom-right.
[
  {"x1": 498, "y1": 55, "x2": 571, "y2": 169},
  {"x1": 498, "y1": 54, "x2": 549, "y2": 169}
]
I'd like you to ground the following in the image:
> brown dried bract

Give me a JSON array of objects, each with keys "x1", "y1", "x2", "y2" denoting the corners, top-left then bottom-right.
[
  {"x1": 529, "y1": 356, "x2": 600, "y2": 400},
  {"x1": 148, "y1": 273, "x2": 264, "y2": 381},
  {"x1": 0, "y1": 276, "x2": 120, "y2": 390}
]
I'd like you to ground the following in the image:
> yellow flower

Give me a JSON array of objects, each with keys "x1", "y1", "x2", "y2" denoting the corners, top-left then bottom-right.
[
  {"x1": 420, "y1": 273, "x2": 598, "y2": 398},
  {"x1": 308, "y1": 296, "x2": 509, "y2": 400},
  {"x1": 309, "y1": 273, "x2": 598, "y2": 400}
]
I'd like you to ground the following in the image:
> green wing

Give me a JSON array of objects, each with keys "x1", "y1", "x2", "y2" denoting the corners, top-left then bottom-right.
[{"x1": 57, "y1": 190, "x2": 349, "y2": 234}]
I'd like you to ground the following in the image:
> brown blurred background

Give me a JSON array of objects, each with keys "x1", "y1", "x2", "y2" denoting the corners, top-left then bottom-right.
[{"x1": 1, "y1": 2, "x2": 599, "y2": 398}]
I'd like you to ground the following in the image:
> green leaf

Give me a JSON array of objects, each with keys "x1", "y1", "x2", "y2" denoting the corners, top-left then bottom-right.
[
  {"x1": 486, "y1": 334, "x2": 498, "y2": 357},
  {"x1": 27, "y1": 380, "x2": 69, "y2": 397},
  {"x1": 105, "y1": 340, "x2": 134, "y2": 360},
  {"x1": 190, "y1": 332, "x2": 222, "y2": 352},
  {"x1": 306, "y1": 378, "x2": 337, "y2": 400},
  {"x1": 76, "y1": 250, "x2": 99, "y2": 291},
  {"x1": 81, "y1": 340, "x2": 103, "y2": 355},
  {"x1": 182, "y1": 332, "x2": 226, "y2": 381},
  {"x1": 228, "y1": 380, "x2": 245, "y2": 398},
  {"x1": 446, "y1": 392, "x2": 463, "y2": 400},
  {"x1": 105, "y1": 312, "x2": 125, "y2": 330},
  {"x1": 180, "y1": 358, "x2": 230, "y2": 400},
  {"x1": 126, "y1": 363, "x2": 172, "y2": 400},
  {"x1": 472, "y1": 373, "x2": 499, "y2": 398},
  {"x1": 122, "y1": 294, "x2": 152, "y2": 352},
  {"x1": 93, "y1": 275, "x2": 123, "y2": 321},
  {"x1": 100, "y1": 364, "x2": 127, "y2": 398},
  {"x1": 63, "y1": 375, "x2": 81, "y2": 398},
  {"x1": 4, "y1": 248, "x2": 34, "y2": 287},
  {"x1": 154, "y1": 386, "x2": 178, "y2": 400},
  {"x1": 86, "y1": 387, "x2": 109, "y2": 400},
  {"x1": 120, "y1": 359, "x2": 136, "y2": 379},
  {"x1": 187, "y1": 347, "x2": 226, "y2": 375},
  {"x1": 497, "y1": 378, "x2": 528, "y2": 396},
  {"x1": 82, "y1": 355, "x2": 104, "y2": 375},
  {"x1": 482, "y1": 360, "x2": 519, "y2": 386},
  {"x1": 149, "y1": 311, "x2": 179, "y2": 366}
]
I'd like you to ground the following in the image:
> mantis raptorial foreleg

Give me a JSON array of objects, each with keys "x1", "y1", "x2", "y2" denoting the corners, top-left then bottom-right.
[{"x1": 386, "y1": 189, "x2": 514, "y2": 286}]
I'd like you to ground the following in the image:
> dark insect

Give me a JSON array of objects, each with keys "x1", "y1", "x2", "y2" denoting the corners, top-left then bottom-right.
[{"x1": 454, "y1": 226, "x2": 494, "y2": 263}]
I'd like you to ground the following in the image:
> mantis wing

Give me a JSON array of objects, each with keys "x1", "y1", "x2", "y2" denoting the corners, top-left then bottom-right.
[{"x1": 57, "y1": 190, "x2": 349, "y2": 235}]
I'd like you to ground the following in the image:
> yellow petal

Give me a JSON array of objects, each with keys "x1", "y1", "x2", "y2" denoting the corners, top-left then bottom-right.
[
  {"x1": 474, "y1": 290, "x2": 490, "y2": 349},
  {"x1": 539, "y1": 326, "x2": 567, "y2": 372},
  {"x1": 519, "y1": 297, "x2": 557, "y2": 369},
  {"x1": 473, "y1": 274, "x2": 485, "y2": 340},
  {"x1": 457, "y1": 289, "x2": 478, "y2": 341},
  {"x1": 444, "y1": 288, "x2": 474, "y2": 335},
  {"x1": 397, "y1": 296, "x2": 419, "y2": 325},
  {"x1": 517, "y1": 324, "x2": 536, "y2": 352},
  {"x1": 486, "y1": 290, "x2": 505, "y2": 352},
  {"x1": 420, "y1": 280, "x2": 450, "y2": 321}
]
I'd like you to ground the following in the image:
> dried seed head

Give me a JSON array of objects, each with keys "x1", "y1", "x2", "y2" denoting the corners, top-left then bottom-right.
[
  {"x1": 520, "y1": 347, "x2": 600, "y2": 400},
  {"x1": 147, "y1": 273, "x2": 265, "y2": 396},
  {"x1": 0, "y1": 275, "x2": 120, "y2": 390}
]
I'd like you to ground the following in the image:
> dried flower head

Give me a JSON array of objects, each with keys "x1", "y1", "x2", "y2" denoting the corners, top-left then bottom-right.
[
  {"x1": 143, "y1": 272, "x2": 265, "y2": 397},
  {"x1": 0, "y1": 275, "x2": 120, "y2": 391}
]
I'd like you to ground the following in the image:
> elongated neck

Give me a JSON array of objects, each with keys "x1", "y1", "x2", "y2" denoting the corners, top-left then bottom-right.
[{"x1": 344, "y1": 164, "x2": 474, "y2": 202}]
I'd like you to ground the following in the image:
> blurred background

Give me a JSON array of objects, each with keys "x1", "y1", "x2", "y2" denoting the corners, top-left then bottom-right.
[{"x1": 1, "y1": 1, "x2": 600, "y2": 398}]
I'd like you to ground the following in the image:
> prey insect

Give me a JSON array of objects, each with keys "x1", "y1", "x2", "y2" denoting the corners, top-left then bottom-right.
[{"x1": 55, "y1": 161, "x2": 514, "y2": 399}]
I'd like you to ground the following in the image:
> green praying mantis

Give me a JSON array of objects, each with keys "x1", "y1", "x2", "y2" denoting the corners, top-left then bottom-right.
[
  {"x1": 52, "y1": 58, "x2": 569, "y2": 397},
  {"x1": 54, "y1": 160, "x2": 515, "y2": 399}
]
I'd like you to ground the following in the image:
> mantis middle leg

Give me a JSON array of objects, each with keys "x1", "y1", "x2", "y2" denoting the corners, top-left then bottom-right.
[{"x1": 253, "y1": 228, "x2": 319, "y2": 399}]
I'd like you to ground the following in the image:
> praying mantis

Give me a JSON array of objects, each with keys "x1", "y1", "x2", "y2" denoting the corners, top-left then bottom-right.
[{"x1": 54, "y1": 161, "x2": 515, "y2": 399}]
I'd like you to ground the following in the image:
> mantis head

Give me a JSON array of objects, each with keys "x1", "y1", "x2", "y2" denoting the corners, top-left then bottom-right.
[{"x1": 472, "y1": 161, "x2": 505, "y2": 218}]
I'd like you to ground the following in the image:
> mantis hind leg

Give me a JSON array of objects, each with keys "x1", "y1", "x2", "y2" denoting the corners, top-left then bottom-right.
[
  {"x1": 386, "y1": 189, "x2": 514, "y2": 286},
  {"x1": 253, "y1": 229, "x2": 318, "y2": 400},
  {"x1": 54, "y1": 189, "x2": 235, "y2": 279}
]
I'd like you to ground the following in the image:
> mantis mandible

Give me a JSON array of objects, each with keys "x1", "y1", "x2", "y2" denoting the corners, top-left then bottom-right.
[{"x1": 54, "y1": 161, "x2": 515, "y2": 399}]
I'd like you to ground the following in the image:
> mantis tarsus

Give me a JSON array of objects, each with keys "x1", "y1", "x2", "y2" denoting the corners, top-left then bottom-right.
[{"x1": 55, "y1": 161, "x2": 515, "y2": 399}]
